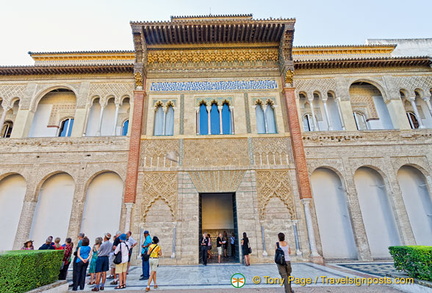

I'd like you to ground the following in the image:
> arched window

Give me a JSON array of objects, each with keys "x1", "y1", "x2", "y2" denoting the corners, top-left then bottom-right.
[
  {"x1": 210, "y1": 102, "x2": 220, "y2": 135},
  {"x1": 165, "y1": 104, "x2": 174, "y2": 136},
  {"x1": 1, "y1": 121, "x2": 13, "y2": 138},
  {"x1": 303, "y1": 114, "x2": 313, "y2": 131},
  {"x1": 199, "y1": 103, "x2": 209, "y2": 135},
  {"x1": 353, "y1": 112, "x2": 368, "y2": 130},
  {"x1": 198, "y1": 101, "x2": 233, "y2": 135},
  {"x1": 255, "y1": 100, "x2": 277, "y2": 134},
  {"x1": 58, "y1": 118, "x2": 74, "y2": 137},
  {"x1": 154, "y1": 104, "x2": 164, "y2": 135},
  {"x1": 122, "y1": 120, "x2": 129, "y2": 136},
  {"x1": 406, "y1": 112, "x2": 419, "y2": 129},
  {"x1": 256, "y1": 102, "x2": 266, "y2": 134},
  {"x1": 153, "y1": 103, "x2": 175, "y2": 136},
  {"x1": 265, "y1": 103, "x2": 277, "y2": 133},
  {"x1": 221, "y1": 102, "x2": 232, "y2": 134}
]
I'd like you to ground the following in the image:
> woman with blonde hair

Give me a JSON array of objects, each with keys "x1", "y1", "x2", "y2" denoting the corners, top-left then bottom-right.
[{"x1": 88, "y1": 237, "x2": 102, "y2": 285}]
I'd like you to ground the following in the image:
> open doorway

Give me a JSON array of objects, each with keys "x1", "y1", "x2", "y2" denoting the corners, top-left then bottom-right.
[{"x1": 199, "y1": 193, "x2": 239, "y2": 263}]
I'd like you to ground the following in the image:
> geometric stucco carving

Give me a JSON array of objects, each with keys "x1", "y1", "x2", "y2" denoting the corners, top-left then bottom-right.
[
  {"x1": 142, "y1": 172, "x2": 178, "y2": 220},
  {"x1": 256, "y1": 170, "x2": 295, "y2": 220},
  {"x1": 188, "y1": 170, "x2": 245, "y2": 193},
  {"x1": 183, "y1": 138, "x2": 249, "y2": 167}
]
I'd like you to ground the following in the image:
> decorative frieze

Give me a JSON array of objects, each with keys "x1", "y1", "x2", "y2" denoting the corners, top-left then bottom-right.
[
  {"x1": 150, "y1": 79, "x2": 278, "y2": 92},
  {"x1": 147, "y1": 48, "x2": 278, "y2": 64}
]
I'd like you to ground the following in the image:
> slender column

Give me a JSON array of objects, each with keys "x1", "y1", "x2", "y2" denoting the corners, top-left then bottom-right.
[
  {"x1": 0, "y1": 106, "x2": 10, "y2": 135},
  {"x1": 162, "y1": 106, "x2": 167, "y2": 135},
  {"x1": 124, "y1": 89, "x2": 146, "y2": 203},
  {"x1": 335, "y1": 97, "x2": 346, "y2": 130},
  {"x1": 171, "y1": 222, "x2": 177, "y2": 258},
  {"x1": 218, "y1": 105, "x2": 223, "y2": 134},
  {"x1": 124, "y1": 203, "x2": 134, "y2": 231},
  {"x1": 302, "y1": 199, "x2": 320, "y2": 257},
  {"x1": 308, "y1": 97, "x2": 319, "y2": 131},
  {"x1": 230, "y1": 106, "x2": 235, "y2": 134},
  {"x1": 260, "y1": 224, "x2": 268, "y2": 256},
  {"x1": 207, "y1": 105, "x2": 211, "y2": 134},
  {"x1": 96, "y1": 102, "x2": 106, "y2": 136},
  {"x1": 409, "y1": 97, "x2": 425, "y2": 128},
  {"x1": 292, "y1": 221, "x2": 302, "y2": 256},
  {"x1": 263, "y1": 104, "x2": 269, "y2": 133},
  {"x1": 322, "y1": 98, "x2": 333, "y2": 130},
  {"x1": 195, "y1": 107, "x2": 200, "y2": 135},
  {"x1": 112, "y1": 103, "x2": 120, "y2": 136},
  {"x1": 422, "y1": 96, "x2": 432, "y2": 118}
]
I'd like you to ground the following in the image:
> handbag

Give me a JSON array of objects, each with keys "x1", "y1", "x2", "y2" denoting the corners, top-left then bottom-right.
[
  {"x1": 113, "y1": 243, "x2": 123, "y2": 264},
  {"x1": 248, "y1": 241, "x2": 252, "y2": 254},
  {"x1": 143, "y1": 244, "x2": 157, "y2": 261}
]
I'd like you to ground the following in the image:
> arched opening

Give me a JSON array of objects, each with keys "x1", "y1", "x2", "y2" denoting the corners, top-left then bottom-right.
[
  {"x1": 0, "y1": 174, "x2": 26, "y2": 251},
  {"x1": 198, "y1": 102, "x2": 208, "y2": 135},
  {"x1": 85, "y1": 98, "x2": 101, "y2": 136},
  {"x1": 327, "y1": 92, "x2": 343, "y2": 130},
  {"x1": 210, "y1": 102, "x2": 220, "y2": 135},
  {"x1": 122, "y1": 120, "x2": 129, "y2": 136},
  {"x1": 1, "y1": 120, "x2": 13, "y2": 138},
  {"x1": 349, "y1": 82, "x2": 393, "y2": 130},
  {"x1": 29, "y1": 173, "x2": 75, "y2": 247},
  {"x1": 29, "y1": 89, "x2": 76, "y2": 137},
  {"x1": 397, "y1": 166, "x2": 432, "y2": 245},
  {"x1": 81, "y1": 172, "x2": 123, "y2": 243},
  {"x1": 354, "y1": 167, "x2": 400, "y2": 257},
  {"x1": 311, "y1": 168, "x2": 357, "y2": 259},
  {"x1": 58, "y1": 118, "x2": 74, "y2": 137}
]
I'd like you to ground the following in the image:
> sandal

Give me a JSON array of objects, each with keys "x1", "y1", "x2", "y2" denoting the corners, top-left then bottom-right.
[
  {"x1": 114, "y1": 285, "x2": 122, "y2": 290},
  {"x1": 122, "y1": 284, "x2": 126, "y2": 289}
]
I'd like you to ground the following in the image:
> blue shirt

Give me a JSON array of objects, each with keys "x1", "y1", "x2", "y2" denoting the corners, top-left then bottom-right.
[
  {"x1": 141, "y1": 235, "x2": 152, "y2": 255},
  {"x1": 76, "y1": 246, "x2": 91, "y2": 263}
]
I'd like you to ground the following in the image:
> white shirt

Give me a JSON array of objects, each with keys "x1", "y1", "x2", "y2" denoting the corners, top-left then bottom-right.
[{"x1": 114, "y1": 241, "x2": 130, "y2": 264}]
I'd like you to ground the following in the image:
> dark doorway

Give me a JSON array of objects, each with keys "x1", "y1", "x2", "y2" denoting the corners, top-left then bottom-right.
[{"x1": 199, "y1": 193, "x2": 239, "y2": 263}]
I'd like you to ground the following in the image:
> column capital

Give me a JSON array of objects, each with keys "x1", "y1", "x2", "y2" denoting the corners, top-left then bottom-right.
[{"x1": 422, "y1": 95, "x2": 431, "y2": 102}]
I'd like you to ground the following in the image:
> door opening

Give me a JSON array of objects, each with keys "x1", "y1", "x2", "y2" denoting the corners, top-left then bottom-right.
[{"x1": 199, "y1": 193, "x2": 239, "y2": 263}]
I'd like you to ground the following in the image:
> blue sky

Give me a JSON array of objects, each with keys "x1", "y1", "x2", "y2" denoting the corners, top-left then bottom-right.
[{"x1": 0, "y1": 0, "x2": 430, "y2": 65}]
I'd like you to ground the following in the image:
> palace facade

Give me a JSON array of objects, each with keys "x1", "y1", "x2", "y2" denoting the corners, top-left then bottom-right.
[{"x1": 0, "y1": 15, "x2": 431, "y2": 264}]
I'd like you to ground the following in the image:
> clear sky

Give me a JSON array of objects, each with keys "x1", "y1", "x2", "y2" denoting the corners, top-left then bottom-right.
[{"x1": 0, "y1": 0, "x2": 430, "y2": 65}]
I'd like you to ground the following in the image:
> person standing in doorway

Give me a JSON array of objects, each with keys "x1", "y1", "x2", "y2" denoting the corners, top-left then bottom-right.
[
  {"x1": 241, "y1": 232, "x2": 250, "y2": 266},
  {"x1": 200, "y1": 233, "x2": 209, "y2": 265},
  {"x1": 216, "y1": 233, "x2": 223, "y2": 263},
  {"x1": 276, "y1": 232, "x2": 293, "y2": 293},
  {"x1": 222, "y1": 231, "x2": 228, "y2": 257},
  {"x1": 230, "y1": 233, "x2": 236, "y2": 257}
]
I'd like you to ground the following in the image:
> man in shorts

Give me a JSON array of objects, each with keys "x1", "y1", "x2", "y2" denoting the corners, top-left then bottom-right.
[{"x1": 92, "y1": 233, "x2": 112, "y2": 292}]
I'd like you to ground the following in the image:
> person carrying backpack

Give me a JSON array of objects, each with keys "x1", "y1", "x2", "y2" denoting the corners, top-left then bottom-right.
[{"x1": 275, "y1": 232, "x2": 293, "y2": 293}]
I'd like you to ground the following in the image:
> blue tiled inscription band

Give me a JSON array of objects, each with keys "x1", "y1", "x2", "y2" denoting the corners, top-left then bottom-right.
[{"x1": 150, "y1": 80, "x2": 278, "y2": 92}]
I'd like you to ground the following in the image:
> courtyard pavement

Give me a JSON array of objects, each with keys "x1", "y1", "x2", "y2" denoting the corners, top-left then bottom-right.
[{"x1": 67, "y1": 261, "x2": 429, "y2": 293}]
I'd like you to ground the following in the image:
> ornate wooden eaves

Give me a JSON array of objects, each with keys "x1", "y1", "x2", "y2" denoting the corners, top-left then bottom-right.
[
  {"x1": 130, "y1": 19, "x2": 295, "y2": 46},
  {"x1": 0, "y1": 64, "x2": 133, "y2": 76},
  {"x1": 294, "y1": 56, "x2": 432, "y2": 70}
]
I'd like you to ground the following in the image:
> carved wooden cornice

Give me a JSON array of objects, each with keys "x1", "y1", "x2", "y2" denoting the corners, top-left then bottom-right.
[
  {"x1": 0, "y1": 64, "x2": 133, "y2": 76},
  {"x1": 147, "y1": 48, "x2": 278, "y2": 64},
  {"x1": 295, "y1": 57, "x2": 431, "y2": 70}
]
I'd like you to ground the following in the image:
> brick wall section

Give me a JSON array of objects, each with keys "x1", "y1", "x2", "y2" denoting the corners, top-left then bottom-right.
[
  {"x1": 283, "y1": 87, "x2": 312, "y2": 199},
  {"x1": 124, "y1": 90, "x2": 146, "y2": 203}
]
